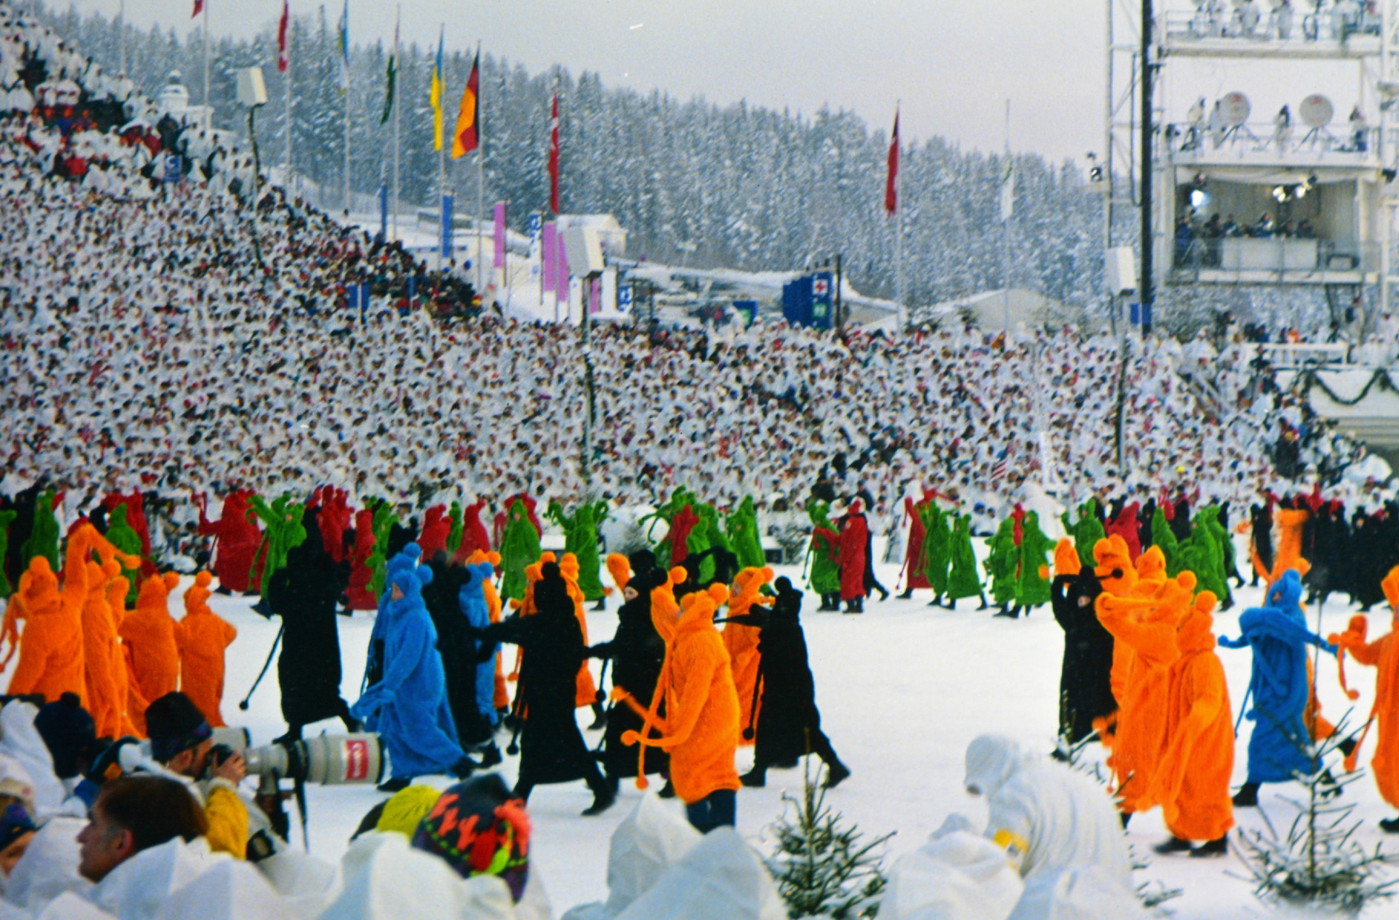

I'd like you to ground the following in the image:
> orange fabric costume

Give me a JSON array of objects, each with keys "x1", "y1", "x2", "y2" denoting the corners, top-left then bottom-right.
[
  {"x1": 1271, "y1": 508, "x2": 1311, "y2": 579},
  {"x1": 121, "y1": 572, "x2": 182, "y2": 728},
  {"x1": 624, "y1": 573, "x2": 741, "y2": 805},
  {"x1": 1329, "y1": 567, "x2": 1399, "y2": 807},
  {"x1": 5, "y1": 555, "x2": 86, "y2": 703},
  {"x1": 1095, "y1": 547, "x2": 1182, "y2": 814},
  {"x1": 67, "y1": 523, "x2": 142, "y2": 738},
  {"x1": 1151, "y1": 590, "x2": 1235, "y2": 842},
  {"x1": 467, "y1": 549, "x2": 510, "y2": 711},
  {"x1": 723, "y1": 566, "x2": 774, "y2": 744},
  {"x1": 559, "y1": 553, "x2": 600, "y2": 708},
  {"x1": 175, "y1": 571, "x2": 238, "y2": 727}
]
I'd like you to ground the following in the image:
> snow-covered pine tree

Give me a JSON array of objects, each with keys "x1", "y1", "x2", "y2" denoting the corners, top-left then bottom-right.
[
  {"x1": 763, "y1": 757, "x2": 892, "y2": 919},
  {"x1": 1234, "y1": 728, "x2": 1399, "y2": 915}
]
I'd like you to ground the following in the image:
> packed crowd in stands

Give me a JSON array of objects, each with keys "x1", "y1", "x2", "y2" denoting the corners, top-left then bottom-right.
[{"x1": 0, "y1": 1, "x2": 1390, "y2": 541}]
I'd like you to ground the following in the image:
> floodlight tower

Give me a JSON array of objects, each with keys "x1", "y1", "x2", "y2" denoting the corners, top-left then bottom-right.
[{"x1": 1105, "y1": 0, "x2": 1399, "y2": 339}]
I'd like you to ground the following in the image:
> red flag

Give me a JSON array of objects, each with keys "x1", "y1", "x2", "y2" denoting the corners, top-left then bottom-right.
[
  {"x1": 548, "y1": 93, "x2": 561, "y2": 214},
  {"x1": 192, "y1": 0, "x2": 204, "y2": 17},
  {"x1": 277, "y1": 0, "x2": 290, "y2": 73},
  {"x1": 885, "y1": 110, "x2": 899, "y2": 216}
]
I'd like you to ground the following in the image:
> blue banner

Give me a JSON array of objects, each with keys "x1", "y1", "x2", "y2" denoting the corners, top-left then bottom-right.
[
  {"x1": 377, "y1": 183, "x2": 388, "y2": 241},
  {"x1": 441, "y1": 193, "x2": 453, "y2": 262},
  {"x1": 163, "y1": 154, "x2": 182, "y2": 184}
]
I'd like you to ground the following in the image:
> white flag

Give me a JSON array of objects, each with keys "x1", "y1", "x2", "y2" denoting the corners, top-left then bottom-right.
[{"x1": 1000, "y1": 159, "x2": 1015, "y2": 221}]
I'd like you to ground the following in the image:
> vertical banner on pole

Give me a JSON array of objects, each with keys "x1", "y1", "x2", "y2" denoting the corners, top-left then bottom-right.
[
  {"x1": 556, "y1": 232, "x2": 570, "y2": 308},
  {"x1": 541, "y1": 222, "x2": 557, "y2": 293},
  {"x1": 493, "y1": 202, "x2": 507, "y2": 270},
  {"x1": 528, "y1": 213, "x2": 542, "y2": 282},
  {"x1": 377, "y1": 183, "x2": 388, "y2": 241},
  {"x1": 440, "y1": 193, "x2": 453, "y2": 263}
]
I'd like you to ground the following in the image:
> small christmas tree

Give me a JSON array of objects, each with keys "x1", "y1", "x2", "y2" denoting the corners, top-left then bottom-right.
[
  {"x1": 1234, "y1": 727, "x2": 1399, "y2": 916},
  {"x1": 763, "y1": 757, "x2": 893, "y2": 919}
]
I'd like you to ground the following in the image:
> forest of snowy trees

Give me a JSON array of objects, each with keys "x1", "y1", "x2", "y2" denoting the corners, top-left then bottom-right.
[{"x1": 27, "y1": 1, "x2": 1339, "y2": 334}]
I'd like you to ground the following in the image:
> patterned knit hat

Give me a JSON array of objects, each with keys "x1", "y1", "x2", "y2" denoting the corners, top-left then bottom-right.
[{"x1": 411, "y1": 774, "x2": 531, "y2": 901}]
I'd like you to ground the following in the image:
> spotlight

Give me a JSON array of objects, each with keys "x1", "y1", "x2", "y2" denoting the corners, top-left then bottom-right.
[
  {"x1": 1190, "y1": 189, "x2": 1210, "y2": 208},
  {"x1": 1272, "y1": 185, "x2": 1289, "y2": 202}
]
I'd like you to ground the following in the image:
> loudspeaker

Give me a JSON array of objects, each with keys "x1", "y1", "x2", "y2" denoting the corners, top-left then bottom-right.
[
  {"x1": 1105, "y1": 246, "x2": 1137, "y2": 295},
  {"x1": 236, "y1": 67, "x2": 268, "y2": 108}
]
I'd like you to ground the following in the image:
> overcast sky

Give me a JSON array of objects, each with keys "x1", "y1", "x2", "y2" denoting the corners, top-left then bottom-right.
[
  {"x1": 64, "y1": 0, "x2": 1111, "y2": 163},
  {"x1": 61, "y1": 2, "x2": 1371, "y2": 167}
]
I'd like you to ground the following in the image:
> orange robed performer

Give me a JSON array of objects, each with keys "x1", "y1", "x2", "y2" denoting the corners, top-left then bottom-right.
[{"x1": 175, "y1": 571, "x2": 238, "y2": 727}]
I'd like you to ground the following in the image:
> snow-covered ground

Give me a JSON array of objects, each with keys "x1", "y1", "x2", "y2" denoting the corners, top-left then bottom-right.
[{"x1": 47, "y1": 549, "x2": 1391, "y2": 919}]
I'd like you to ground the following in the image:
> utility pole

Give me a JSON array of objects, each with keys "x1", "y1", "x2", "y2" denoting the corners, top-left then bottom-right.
[{"x1": 1140, "y1": 0, "x2": 1155, "y2": 335}]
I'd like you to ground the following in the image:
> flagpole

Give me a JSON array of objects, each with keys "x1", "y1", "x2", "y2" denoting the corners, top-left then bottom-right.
[
  {"x1": 118, "y1": 0, "x2": 126, "y2": 76},
  {"x1": 437, "y1": 33, "x2": 447, "y2": 272},
  {"x1": 1002, "y1": 97, "x2": 1011, "y2": 333},
  {"x1": 392, "y1": 3, "x2": 400, "y2": 242},
  {"x1": 475, "y1": 43, "x2": 484, "y2": 301},
  {"x1": 339, "y1": 0, "x2": 349, "y2": 215},
  {"x1": 895, "y1": 102, "x2": 904, "y2": 331},
  {"x1": 284, "y1": 6, "x2": 292, "y2": 192},
  {"x1": 202, "y1": 0, "x2": 210, "y2": 130}
]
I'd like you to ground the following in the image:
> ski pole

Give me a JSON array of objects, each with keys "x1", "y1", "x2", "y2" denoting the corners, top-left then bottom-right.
[{"x1": 238, "y1": 623, "x2": 284, "y2": 711}]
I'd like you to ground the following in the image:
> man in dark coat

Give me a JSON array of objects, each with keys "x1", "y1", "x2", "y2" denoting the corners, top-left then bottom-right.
[
  {"x1": 265, "y1": 508, "x2": 358, "y2": 741},
  {"x1": 475, "y1": 562, "x2": 615, "y2": 815},
  {"x1": 734, "y1": 577, "x2": 849, "y2": 788},
  {"x1": 589, "y1": 550, "x2": 669, "y2": 790},
  {"x1": 1050, "y1": 567, "x2": 1115, "y2": 747}
]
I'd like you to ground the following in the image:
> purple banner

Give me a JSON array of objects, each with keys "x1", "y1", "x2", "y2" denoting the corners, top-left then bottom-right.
[
  {"x1": 556, "y1": 231, "x2": 570, "y2": 302},
  {"x1": 493, "y1": 202, "x2": 507, "y2": 270},
  {"x1": 541, "y1": 222, "x2": 557, "y2": 294}
]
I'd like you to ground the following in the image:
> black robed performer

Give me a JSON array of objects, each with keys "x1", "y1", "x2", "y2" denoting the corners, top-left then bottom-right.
[
  {"x1": 264, "y1": 508, "x2": 359, "y2": 741},
  {"x1": 1049, "y1": 564, "x2": 1115, "y2": 748},
  {"x1": 587, "y1": 550, "x2": 670, "y2": 790},
  {"x1": 472, "y1": 561, "x2": 615, "y2": 815},
  {"x1": 732, "y1": 577, "x2": 849, "y2": 788}
]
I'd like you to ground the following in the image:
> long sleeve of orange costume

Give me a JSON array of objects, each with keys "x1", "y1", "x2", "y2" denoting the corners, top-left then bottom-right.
[{"x1": 624, "y1": 583, "x2": 741, "y2": 805}]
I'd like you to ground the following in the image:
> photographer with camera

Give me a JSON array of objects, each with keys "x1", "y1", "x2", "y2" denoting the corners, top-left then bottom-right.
[{"x1": 142, "y1": 692, "x2": 250, "y2": 859}]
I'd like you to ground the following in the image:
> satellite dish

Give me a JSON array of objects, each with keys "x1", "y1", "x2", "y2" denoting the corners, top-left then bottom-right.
[
  {"x1": 1221, "y1": 92, "x2": 1252, "y2": 127},
  {"x1": 1300, "y1": 94, "x2": 1334, "y2": 128}
]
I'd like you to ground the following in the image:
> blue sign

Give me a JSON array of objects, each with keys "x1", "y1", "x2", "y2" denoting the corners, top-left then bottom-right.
[
  {"x1": 377, "y1": 183, "x2": 388, "y2": 242},
  {"x1": 618, "y1": 284, "x2": 633, "y2": 312},
  {"x1": 441, "y1": 193, "x2": 454, "y2": 262},
  {"x1": 163, "y1": 154, "x2": 182, "y2": 184},
  {"x1": 1129, "y1": 301, "x2": 1152, "y2": 326}
]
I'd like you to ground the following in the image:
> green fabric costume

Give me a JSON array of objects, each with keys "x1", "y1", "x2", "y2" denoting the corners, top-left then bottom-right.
[
  {"x1": 984, "y1": 518, "x2": 1019, "y2": 606},
  {"x1": 725, "y1": 495, "x2": 767, "y2": 571},
  {"x1": 945, "y1": 514, "x2": 984, "y2": 601},
  {"x1": 249, "y1": 493, "x2": 307, "y2": 596},
  {"x1": 105, "y1": 504, "x2": 145, "y2": 604},
  {"x1": 805, "y1": 500, "x2": 842, "y2": 597},
  {"x1": 1150, "y1": 506, "x2": 1181, "y2": 577},
  {"x1": 919, "y1": 502, "x2": 952, "y2": 597},
  {"x1": 1061, "y1": 500, "x2": 1106, "y2": 569},
  {"x1": 367, "y1": 499, "x2": 396, "y2": 600},
  {"x1": 0, "y1": 510, "x2": 16, "y2": 598},
  {"x1": 21, "y1": 488, "x2": 59, "y2": 572},
  {"x1": 547, "y1": 499, "x2": 609, "y2": 601},
  {"x1": 1014, "y1": 511, "x2": 1056, "y2": 608},
  {"x1": 445, "y1": 501, "x2": 464, "y2": 557},
  {"x1": 499, "y1": 498, "x2": 542, "y2": 602}
]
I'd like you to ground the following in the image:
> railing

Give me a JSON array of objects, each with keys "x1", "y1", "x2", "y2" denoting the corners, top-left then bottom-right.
[
  {"x1": 1171, "y1": 236, "x2": 1372, "y2": 278},
  {"x1": 1261, "y1": 342, "x2": 1353, "y2": 367},
  {"x1": 1165, "y1": 120, "x2": 1376, "y2": 159},
  {"x1": 1161, "y1": 4, "x2": 1381, "y2": 46}
]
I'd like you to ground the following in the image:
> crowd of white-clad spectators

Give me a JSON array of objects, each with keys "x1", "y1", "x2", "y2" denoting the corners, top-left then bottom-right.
[{"x1": 0, "y1": 0, "x2": 1386, "y2": 537}]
